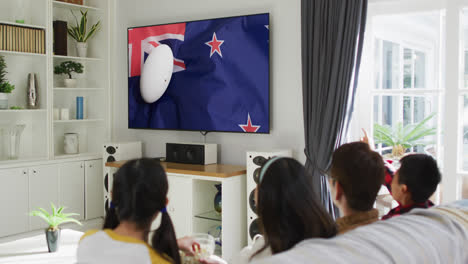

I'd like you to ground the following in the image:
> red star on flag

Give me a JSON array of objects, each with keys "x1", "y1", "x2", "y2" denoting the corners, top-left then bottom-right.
[
  {"x1": 239, "y1": 113, "x2": 261, "y2": 133},
  {"x1": 205, "y1": 32, "x2": 224, "y2": 57}
]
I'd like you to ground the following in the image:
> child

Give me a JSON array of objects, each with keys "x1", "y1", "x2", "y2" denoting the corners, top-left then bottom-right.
[
  {"x1": 77, "y1": 158, "x2": 196, "y2": 264},
  {"x1": 382, "y1": 154, "x2": 441, "y2": 220},
  {"x1": 232, "y1": 157, "x2": 337, "y2": 263}
]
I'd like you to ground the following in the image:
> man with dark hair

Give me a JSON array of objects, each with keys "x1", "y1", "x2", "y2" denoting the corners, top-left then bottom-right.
[
  {"x1": 382, "y1": 154, "x2": 441, "y2": 220},
  {"x1": 329, "y1": 142, "x2": 386, "y2": 233}
]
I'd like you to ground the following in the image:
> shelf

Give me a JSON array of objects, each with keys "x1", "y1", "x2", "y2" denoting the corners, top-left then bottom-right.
[
  {"x1": 0, "y1": 109, "x2": 47, "y2": 113},
  {"x1": 0, "y1": 157, "x2": 49, "y2": 168},
  {"x1": 54, "y1": 152, "x2": 101, "y2": 160},
  {"x1": 52, "y1": 1, "x2": 103, "y2": 12},
  {"x1": 54, "y1": 87, "x2": 104, "y2": 91},
  {"x1": 0, "y1": 21, "x2": 46, "y2": 30},
  {"x1": 194, "y1": 211, "x2": 221, "y2": 222},
  {"x1": 53, "y1": 55, "x2": 102, "y2": 62},
  {"x1": 54, "y1": 119, "x2": 104, "y2": 124},
  {"x1": 0, "y1": 50, "x2": 46, "y2": 57}
]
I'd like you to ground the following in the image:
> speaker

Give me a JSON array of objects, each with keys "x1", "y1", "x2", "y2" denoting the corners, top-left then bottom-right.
[
  {"x1": 166, "y1": 143, "x2": 217, "y2": 165},
  {"x1": 103, "y1": 142, "x2": 142, "y2": 214},
  {"x1": 246, "y1": 150, "x2": 292, "y2": 245}
]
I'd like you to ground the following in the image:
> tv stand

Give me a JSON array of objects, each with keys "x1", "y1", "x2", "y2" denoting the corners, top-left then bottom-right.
[{"x1": 105, "y1": 161, "x2": 247, "y2": 260}]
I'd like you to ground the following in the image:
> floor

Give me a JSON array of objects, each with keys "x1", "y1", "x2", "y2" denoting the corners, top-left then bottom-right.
[{"x1": 0, "y1": 218, "x2": 102, "y2": 264}]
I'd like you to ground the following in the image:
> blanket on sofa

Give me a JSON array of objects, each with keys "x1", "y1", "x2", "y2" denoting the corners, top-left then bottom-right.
[{"x1": 252, "y1": 200, "x2": 468, "y2": 264}]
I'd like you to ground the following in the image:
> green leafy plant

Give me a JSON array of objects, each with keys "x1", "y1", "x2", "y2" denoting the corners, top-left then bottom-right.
[
  {"x1": 30, "y1": 203, "x2": 82, "y2": 231},
  {"x1": 54, "y1": 61, "x2": 83, "y2": 79},
  {"x1": 68, "y1": 10, "x2": 101, "y2": 42},
  {"x1": 10, "y1": 106, "x2": 23, "y2": 110},
  {"x1": 0, "y1": 55, "x2": 15, "y2": 93},
  {"x1": 373, "y1": 112, "x2": 437, "y2": 158}
]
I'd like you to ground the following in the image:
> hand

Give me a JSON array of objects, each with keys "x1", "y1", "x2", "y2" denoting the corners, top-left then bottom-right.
[
  {"x1": 360, "y1": 128, "x2": 374, "y2": 149},
  {"x1": 177, "y1": 236, "x2": 199, "y2": 256},
  {"x1": 199, "y1": 255, "x2": 227, "y2": 264},
  {"x1": 360, "y1": 128, "x2": 369, "y2": 144}
]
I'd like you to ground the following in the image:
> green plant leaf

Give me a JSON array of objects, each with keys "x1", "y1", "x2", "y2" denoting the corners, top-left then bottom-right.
[{"x1": 30, "y1": 203, "x2": 81, "y2": 229}]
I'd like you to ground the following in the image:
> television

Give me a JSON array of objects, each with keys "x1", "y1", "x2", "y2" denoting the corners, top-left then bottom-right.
[{"x1": 127, "y1": 13, "x2": 270, "y2": 133}]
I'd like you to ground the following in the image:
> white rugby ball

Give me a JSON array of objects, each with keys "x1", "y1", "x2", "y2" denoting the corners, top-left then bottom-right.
[{"x1": 140, "y1": 44, "x2": 174, "y2": 104}]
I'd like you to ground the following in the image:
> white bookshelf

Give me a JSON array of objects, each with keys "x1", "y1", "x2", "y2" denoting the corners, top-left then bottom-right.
[{"x1": 0, "y1": 0, "x2": 110, "y2": 163}]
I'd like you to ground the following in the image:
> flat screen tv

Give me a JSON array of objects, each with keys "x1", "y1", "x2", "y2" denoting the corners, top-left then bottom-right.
[{"x1": 128, "y1": 13, "x2": 270, "y2": 133}]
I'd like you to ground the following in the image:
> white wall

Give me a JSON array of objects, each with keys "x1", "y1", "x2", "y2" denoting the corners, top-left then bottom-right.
[{"x1": 112, "y1": 0, "x2": 304, "y2": 165}]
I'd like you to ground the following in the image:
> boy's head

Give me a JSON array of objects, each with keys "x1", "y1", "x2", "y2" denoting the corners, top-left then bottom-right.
[
  {"x1": 329, "y1": 142, "x2": 385, "y2": 213},
  {"x1": 391, "y1": 154, "x2": 441, "y2": 205}
]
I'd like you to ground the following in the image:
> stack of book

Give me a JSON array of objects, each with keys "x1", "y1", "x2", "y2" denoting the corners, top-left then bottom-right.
[{"x1": 0, "y1": 24, "x2": 46, "y2": 54}]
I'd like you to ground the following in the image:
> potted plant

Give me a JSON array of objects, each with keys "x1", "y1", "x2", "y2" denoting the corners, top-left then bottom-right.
[
  {"x1": 0, "y1": 55, "x2": 15, "y2": 109},
  {"x1": 54, "y1": 61, "x2": 83, "y2": 88},
  {"x1": 30, "y1": 203, "x2": 81, "y2": 253},
  {"x1": 373, "y1": 113, "x2": 437, "y2": 159},
  {"x1": 67, "y1": 10, "x2": 101, "y2": 57}
]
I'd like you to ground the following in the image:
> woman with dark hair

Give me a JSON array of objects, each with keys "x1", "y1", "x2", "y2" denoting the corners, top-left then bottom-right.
[
  {"x1": 77, "y1": 158, "x2": 196, "y2": 264},
  {"x1": 203, "y1": 157, "x2": 338, "y2": 264}
]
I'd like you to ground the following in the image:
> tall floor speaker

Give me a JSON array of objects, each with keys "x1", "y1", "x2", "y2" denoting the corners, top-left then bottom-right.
[
  {"x1": 103, "y1": 142, "x2": 142, "y2": 215},
  {"x1": 246, "y1": 149, "x2": 292, "y2": 245}
]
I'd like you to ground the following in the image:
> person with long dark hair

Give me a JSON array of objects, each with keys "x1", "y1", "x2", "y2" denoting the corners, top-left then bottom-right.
[
  {"x1": 202, "y1": 157, "x2": 337, "y2": 264},
  {"x1": 77, "y1": 158, "x2": 195, "y2": 264}
]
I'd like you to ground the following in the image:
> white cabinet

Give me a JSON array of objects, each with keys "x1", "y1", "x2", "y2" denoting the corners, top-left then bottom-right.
[
  {"x1": 29, "y1": 164, "x2": 59, "y2": 230},
  {"x1": 166, "y1": 173, "x2": 246, "y2": 261},
  {"x1": 0, "y1": 168, "x2": 29, "y2": 237},
  {"x1": 0, "y1": 158, "x2": 103, "y2": 237},
  {"x1": 59, "y1": 161, "x2": 85, "y2": 221},
  {"x1": 167, "y1": 175, "x2": 193, "y2": 238},
  {"x1": 85, "y1": 159, "x2": 103, "y2": 219}
]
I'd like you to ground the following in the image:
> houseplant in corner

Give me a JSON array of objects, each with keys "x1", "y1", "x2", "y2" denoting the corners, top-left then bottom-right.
[
  {"x1": 30, "y1": 203, "x2": 82, "y2": 252},
  {"x1": 0, "y1": 55, "x2": 15, "y2": 109},
  {"x1": 67, "y1": 10, "x2": 101, "y2": 57},
  {"x1": 373, "y1": 112, "x2": 437, "y2": 159},
  {"x1": 54, "y1": 61, "x2": 83, "y2": 88}
]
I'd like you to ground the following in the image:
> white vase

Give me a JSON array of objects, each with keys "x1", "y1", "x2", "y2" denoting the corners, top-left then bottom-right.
[
  {"x1": 64, "y1": 79, "x2": 77, "y2": 88},
  {"x1": 64, "y1": 133, "x2": 79, "y2": 154},
  {"x1": 0, "y1": 93, "x2": 8, "y2": 109},
  {"x1": 76, "y1": 42, "x2": 88, "y2": 57}
]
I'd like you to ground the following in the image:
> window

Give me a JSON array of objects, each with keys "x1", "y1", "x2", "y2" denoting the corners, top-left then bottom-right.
[{"x1": 370, "y1": 15, "x2": 441, "y2": 160}]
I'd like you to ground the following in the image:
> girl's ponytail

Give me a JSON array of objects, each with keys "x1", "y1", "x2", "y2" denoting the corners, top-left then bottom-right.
[
  {"x1": 151, "y1": 209, "x2": 181, "y2": 264},
  {"x1": 103, "y1": 202, "x2": 120, "y2": 229}
]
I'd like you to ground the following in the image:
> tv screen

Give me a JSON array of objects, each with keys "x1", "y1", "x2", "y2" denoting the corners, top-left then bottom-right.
[{"x1": 128, "y1": 13, "x2": 270, "y2": 133}]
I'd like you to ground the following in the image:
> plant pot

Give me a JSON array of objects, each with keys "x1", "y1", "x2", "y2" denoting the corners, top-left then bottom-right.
[
  {"x1": 0, "y1": 93, "x2": 8, "y2": 109},
  {"x1": 64, "y1": 79, "x2": 77, "y2": 88},
  {"x1": 76, "y1": 42, "x2": 88, "y2": 57},
  {"x1": 45, "y1": 228, "x2": 61, "y2": 253}
]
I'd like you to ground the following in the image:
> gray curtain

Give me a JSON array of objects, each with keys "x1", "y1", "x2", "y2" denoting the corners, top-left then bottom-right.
[{"x1": 301, "y1": 0, "x2": 368, "y2": 217}]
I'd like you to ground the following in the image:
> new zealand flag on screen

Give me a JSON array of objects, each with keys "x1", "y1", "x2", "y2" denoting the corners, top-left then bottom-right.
[{"x1": 128, "y1": 13, "x2": 269, "y2": 133}]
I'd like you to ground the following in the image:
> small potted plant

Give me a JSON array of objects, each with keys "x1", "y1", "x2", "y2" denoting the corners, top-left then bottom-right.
[
  {"x1": 54, "y1": 61, "x2": 83, "y2": 88},
  {"x1": 67, "y1": 10, "x2": 101, "y2": 57},
  {"x1": 30, "y1": 203, "x2": 82, "y2": 253},
  {"x1": 373, "y1": 113, "x2": 437, "y2": 159},
  {"x1": 0, "y1": 55, "x2": 15, "y2": 109}
]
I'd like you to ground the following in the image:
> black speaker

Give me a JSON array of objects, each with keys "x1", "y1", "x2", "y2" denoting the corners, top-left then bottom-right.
[{"x1": 166, "y1": 143, "x2": 217, "y2": 165}]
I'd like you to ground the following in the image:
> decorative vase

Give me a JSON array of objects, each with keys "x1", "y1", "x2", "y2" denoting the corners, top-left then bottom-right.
[
  {"x1": 64, "y1": 79, "x2": 77, "y2": 88},
  {"x1": 3, "y1": 124, "x2": 25, "y2": 160},
  {"x1": 76, "y1": 42, "x2": 88, "y2": 57},
  {"x1": 0, "y1": 93, "x2": 7, "y2": 109},
  {"x1": 27, "y1": 73, "x2": 38, "y2": 109},
  {"x1": 214, "y1": 184, "x2": 222, "y2": 214},
  {"x1": 64, "y1": 133, "x2": 79, "y2": 154},
  {"x1": 45, "y1": 228, "x2": 61, "y2": 253}
]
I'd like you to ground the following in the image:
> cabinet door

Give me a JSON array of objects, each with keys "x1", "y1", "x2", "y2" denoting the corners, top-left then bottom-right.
[
  {"x1": 59, "y1": 161, "x2": 85, "y2": 221},
  {"x1": 0, "y1": 168, "x2": 29, "y2": 237},
  {"x1": 29, "y1": 165, "x2": 59, "y2": 230},
  {"x1": 85, "y1": 159, "x2": 104, "y2": 219},
  {"x1": 166, "y1": 175, "x2": 193, "y2": 237}
]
